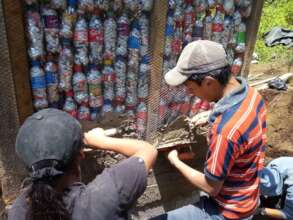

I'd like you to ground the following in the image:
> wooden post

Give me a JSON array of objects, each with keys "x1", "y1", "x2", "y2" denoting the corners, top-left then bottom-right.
[
  {"x1": 2, "y1": 0, "x2": 33, "y2": 124},
  {"x1": 241, "y1": 0, "x2": 265, "y2": 78},
  {"x1": 146, "y1": 0, "x2": 168, "y2": 141}
]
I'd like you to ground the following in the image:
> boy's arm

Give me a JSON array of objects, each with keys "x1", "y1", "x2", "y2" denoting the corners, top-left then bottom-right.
[{"x1": 168, "y1": 150, "x2": 224, "y2": 196}]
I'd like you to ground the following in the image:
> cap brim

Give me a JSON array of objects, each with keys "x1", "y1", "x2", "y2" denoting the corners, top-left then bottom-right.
[{"x1": 164, "y1": 67, "x2": 189, "y2": 86}]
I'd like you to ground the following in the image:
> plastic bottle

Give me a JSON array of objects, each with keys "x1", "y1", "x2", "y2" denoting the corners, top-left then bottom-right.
[
  {"x1": 63, "y1": 95, "x2": 77, "y2": 118},
  {"x1": 116, "y1": 13, "x2": 129, "y2": 58},
  {"x1": 72, "y1": 65, "x2": 89, "y2": 105},
  {"x1": 172, "y1": 26, "x2": 183, "y2": 56},
  {"x1": 60, "y1": 0, "x2": 77, "y2": 42},
  {"x1": 124, "y1": 0, "x2": 139, "y2": 13},
  {"x1": 136, "y1": 102, "x2": 147, "y2": 138},
  {"x1": 30, "y1": 60, "x2": 48, "y2": 110},
  {"x1": 44, "y1": 56, "x2": 59, "y2": 105},
  {"x1": 223, "y1": 0, "x2": 234, "y2": 15},
  {"x1": 74, "y1": 16, "x2": 89, "y2": 66},
  {"x1": 126, "y1": 21, "x2": 141, "y2": 111},
  {"x1": 78, "y1": 105, "x2": 90, "y2": 120},
  {"x1": 207, "y1": 0, "x2": 216, "y2": 9},
  {"x1": 42, "y1": 8, "x2": 60, "y2": 54},
  {"x1": 159, "y1": 98, "x2": 168, "y2": 127},
  {"x1": 102, "y1": 65, "x2": 115, "y2": 113},
  {"x1": 87, "y1": 64, "x2": 103, "y2": 110},
  {"x1": 89, "y1": 15, "x2": 104, "y2": 65},
  {"x1": 58, "y1": 46, "x2": 74, "y2": 92},
  {"x1": 167, "y1": 102, "x2": 180, "y2": 124},
  {"x1": 104, "y1": 13, "x2": 117, "y2": 62},
  {"x1": 141, "y1": 0, "x2": 153, "y2": 12},
  {"x1": 26, "y1": 6, "x2": 44, "y2": 60},
  {"x1": 138, "y1": 57, "x2": 150, "y2": 101},
  {"x1": 212, "y1": 5, "x2": 224, "y2": 44},
  {"x1": 164, "y1": 12, "x2": 174, "y2": 57},
  {"x1": 114, "y1": 56, "x2": 127, "y2": 113},
  {"x1": 78, "y1": 0, "x2": 94, "y2": 13},
  {"x1": 195, "y1": 0, "x2": 207, "y2": 13},
  {"x1": 168, "y1": 0, "x2": 176, "y2": 10},
  {"x1": 183, "y1": 0, "x2": 195, "y2": 46},
  {"x1": 179, "y1": 95, "x2": 191, "y2": 115},
  {"x1": 113, "y1": 0, "x2": 123, "y2": 12},
  {"x1": 139, "y1": 14, "x2": 150, "y2": 58},
  {"x1": 235, "y1": 22, "x2": 246, "y2": 53},
  {"x1": 231, "y1": 57, "x2": 243, "y2": 76},
  {"x1": 94, "y1": 0, "x2": 110, "y2": 11},
  {"x1": 222, "y1": 15, "x2": 233, "y2": 48},
  {"x1": 203, "y1": 10, "x2": 213, "y2": 40},
  {"x1": 50, "y1": 0, "x2": 67, "y2": 10},
  {"x1": 193, "y1": 16, "x2": 203, "y2": 41}
]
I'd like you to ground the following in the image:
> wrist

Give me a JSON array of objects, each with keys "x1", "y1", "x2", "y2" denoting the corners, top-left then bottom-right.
[{"x1": 170, "y1": 157, "x2": 181, "y2": 166}]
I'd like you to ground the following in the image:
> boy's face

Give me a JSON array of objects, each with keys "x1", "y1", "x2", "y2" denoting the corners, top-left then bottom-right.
[{"x1": 184, "y1": 76, "x2": 222, "y2": 102}]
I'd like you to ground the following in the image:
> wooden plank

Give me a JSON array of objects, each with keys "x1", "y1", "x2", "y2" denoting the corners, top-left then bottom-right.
[
  {"x1": 2, "y1": 0, "x2": 33, "y2": 124},
  {"x1": 146, "y1": 0, "x2": 168, "y2": 141},
  {"x1": 241, "y1": 0, "x2": 265, "y2": 78}
]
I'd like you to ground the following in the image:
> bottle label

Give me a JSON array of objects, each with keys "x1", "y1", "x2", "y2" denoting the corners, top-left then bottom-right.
[
  {"x1": 212, "y1": 23, "x2": 223, "y2": 32},
  {"x1": 31, "y1": 76, "x2": 46, "y2": 89},
  {"x1": 44, "y1": 15, "x2": 59, "y2": 29},
  {"x1": 45, "y1": 71, "x2": 58, "y2": 85},
  {"x1": 74, "y1": 30, "x2": 88, "y2": 43},
  {"x1": 237, "y1": 32, "x2": 246, "y2": 44}
]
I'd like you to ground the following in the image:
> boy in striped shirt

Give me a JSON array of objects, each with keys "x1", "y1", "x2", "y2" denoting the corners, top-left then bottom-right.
[{"x1": 152, "y1": 40, "x2": 266, "y2": 220}]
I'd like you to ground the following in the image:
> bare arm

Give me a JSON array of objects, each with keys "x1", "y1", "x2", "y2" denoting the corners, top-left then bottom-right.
[
  {"x1": 168, "y1": 150, "x2": 223, "y2": 196},
  {"x1": 261, "y1": 208, "x2": 286, "y2": 219},
  {"x1": 84, "y1": 128, "x2": 157, "y2": 172}
]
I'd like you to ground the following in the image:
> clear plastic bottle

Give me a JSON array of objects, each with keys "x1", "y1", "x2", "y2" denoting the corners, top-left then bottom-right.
[
  {"x1": 30, "y1": 60, "x2": 48, "y2": 110},
  {"x1": 50, "y1": 0, "x2": 67, "y2": 10},
  {"x1": 223, "y1": 0, "x2": 234, "y2": 15},
  {"x1": 63, "y1": 94, "x2": 77, "y2": 118},
  {"x1": 192, "y1": 16, "x2": 203, "y2": 41},
  {"x1": 26, "y1": 6, "x2": 44, "y2": 60},
  {"x1": 222, "y1": 15, "x2": 233, "y2": 48},
  {"x1": 72, "y1": 65, "x2": 89, "y2": 105},
  {"x1": 87, "y1": 64, "x2": 103, "y2": 110},
  {"x1": 183, "y1": 1, "x2": 195, "y2": 46},
  {"x1": 89, "y1": 15, "x2": 104, "y2": 65},
  {"x1": 212, "y1": 5, "x2": 224, "y2": 44},
  {"x1": 60, "y1": 0, "x2": 77, "y2": 42},
  {"x1": 116, "y1": 13, "x2": 129, "y2": 58},
  {"x1": 94, "y1": 0, "x2": 110, "y2": 11},
  {"x1": 141, "y1": 0, "x2": 153, "y2": 12},
  {"x1": 136, "y1": 102, "x2": 147, "y2": 138},
  {"x1": 42, "y1": 8, "x2": 60, "y2": 54},
  {"x1": 172, "y1": 26, "x2": 183, "y2": 56},
  {"x1": 138, "y1": 56, "x2": 150, "y2": 101},
  {"x1": 44, "y1": 56, "x2": 59, "y2": 105},
  {"x1": 139, "y1": 14, "x2": 150, "y2": 58},
  {"x1": 235, "y1": 22, "x2": 246, "y2": 53},
  {"x1": 207, "y1": 0, "x2": 216, "y2": 9},
  {"x1": 102, "y1": 65, "x2": 115, "y2": 113},
  {"x1": 78, "y1": 0, "x2": 94, "y2": 13},
  {"x1": 74, "y1": 16, "x2": 89, "y2": 66},
  {"x1": 113, "y1": 0, "x2": 123, "y2": 12},
  {"x1": 78, "y1": 105, "x2": 90, "y2": 120},
  {"x1": 231, "y1": 57, "x2": 243, "y2": 76},
  {"x1": 195, "y1": 0, "x2": 207, "y2": 13},
  {"x1": 114, "y1": 56, "x2": 127, "y2": 113},
  {"x1": 168, "y1": 0, "x2": 176, "y2": 10},
  {"x1": 58, "y1": 46, "x2": 74, "y2": 92},
  {"x1": 104, "y1": 13, "x2": 117, "y2": 62},
  {"x1": 126, "y1": 21, "x2": 141, "y2": 111},
  {"x1": 124, "y1": 0, "x2": 139, "y2": 13},
  {"x1": 179, "y1": 95, "x2": 191, "y2": 115},
  {"x1": 203, "y1": 10, "x2": 213, "y2": 40},
  {"x1": 164, "y1": 12, "x2": 174, "y2": 57}
]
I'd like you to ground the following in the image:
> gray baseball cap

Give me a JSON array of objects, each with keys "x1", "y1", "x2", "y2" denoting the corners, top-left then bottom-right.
[
  {"x1": 164, "y1": 40, "x2": 228, "y2": 86},
  {"x1": 15, "y1": 108, "x2": 83, "y2": 170}
]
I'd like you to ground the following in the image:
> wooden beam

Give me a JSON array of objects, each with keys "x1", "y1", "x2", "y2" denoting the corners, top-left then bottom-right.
[
  {"x1": 2, "y1": 0, "x2": 33, "y2": 124},
  {"x1": 146, "y1": 0, "x2": 168, "y2": 141},
  {"x1": 241, "y1": 0, "x2": 265, "y2": 78}
]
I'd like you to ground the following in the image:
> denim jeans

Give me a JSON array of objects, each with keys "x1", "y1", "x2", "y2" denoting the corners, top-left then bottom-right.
[{"x1": 150, "y1": 196, "x2": 253, "y2": 220}]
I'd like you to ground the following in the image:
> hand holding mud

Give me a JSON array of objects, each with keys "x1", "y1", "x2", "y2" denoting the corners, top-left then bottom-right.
[{"x1": 83, "y1": 127, "x2": 107, "y2": 148}]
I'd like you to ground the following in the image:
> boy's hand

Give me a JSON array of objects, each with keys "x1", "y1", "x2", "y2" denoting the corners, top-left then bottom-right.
[
  {"x1": 167, "y1": 149, "x2": 180, "y2": 165},
  {"x1": 83, "y1": 128, "x2": 106, "y2": 147}
]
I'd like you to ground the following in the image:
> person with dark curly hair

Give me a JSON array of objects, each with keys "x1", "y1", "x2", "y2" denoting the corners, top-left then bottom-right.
[{"x1": 8, "y1": 108, "x2": 157, "y2": 220}]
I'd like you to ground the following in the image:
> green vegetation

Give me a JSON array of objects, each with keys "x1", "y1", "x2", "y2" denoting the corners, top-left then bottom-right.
[{"x1": 255, "y1": 0, "x2": 293, "y2": 64}]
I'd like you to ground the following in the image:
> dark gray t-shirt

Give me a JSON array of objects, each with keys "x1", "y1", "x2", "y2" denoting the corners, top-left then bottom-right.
[{"x1": 8, "y1": 157, "x2": 147, "y2": 220}]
